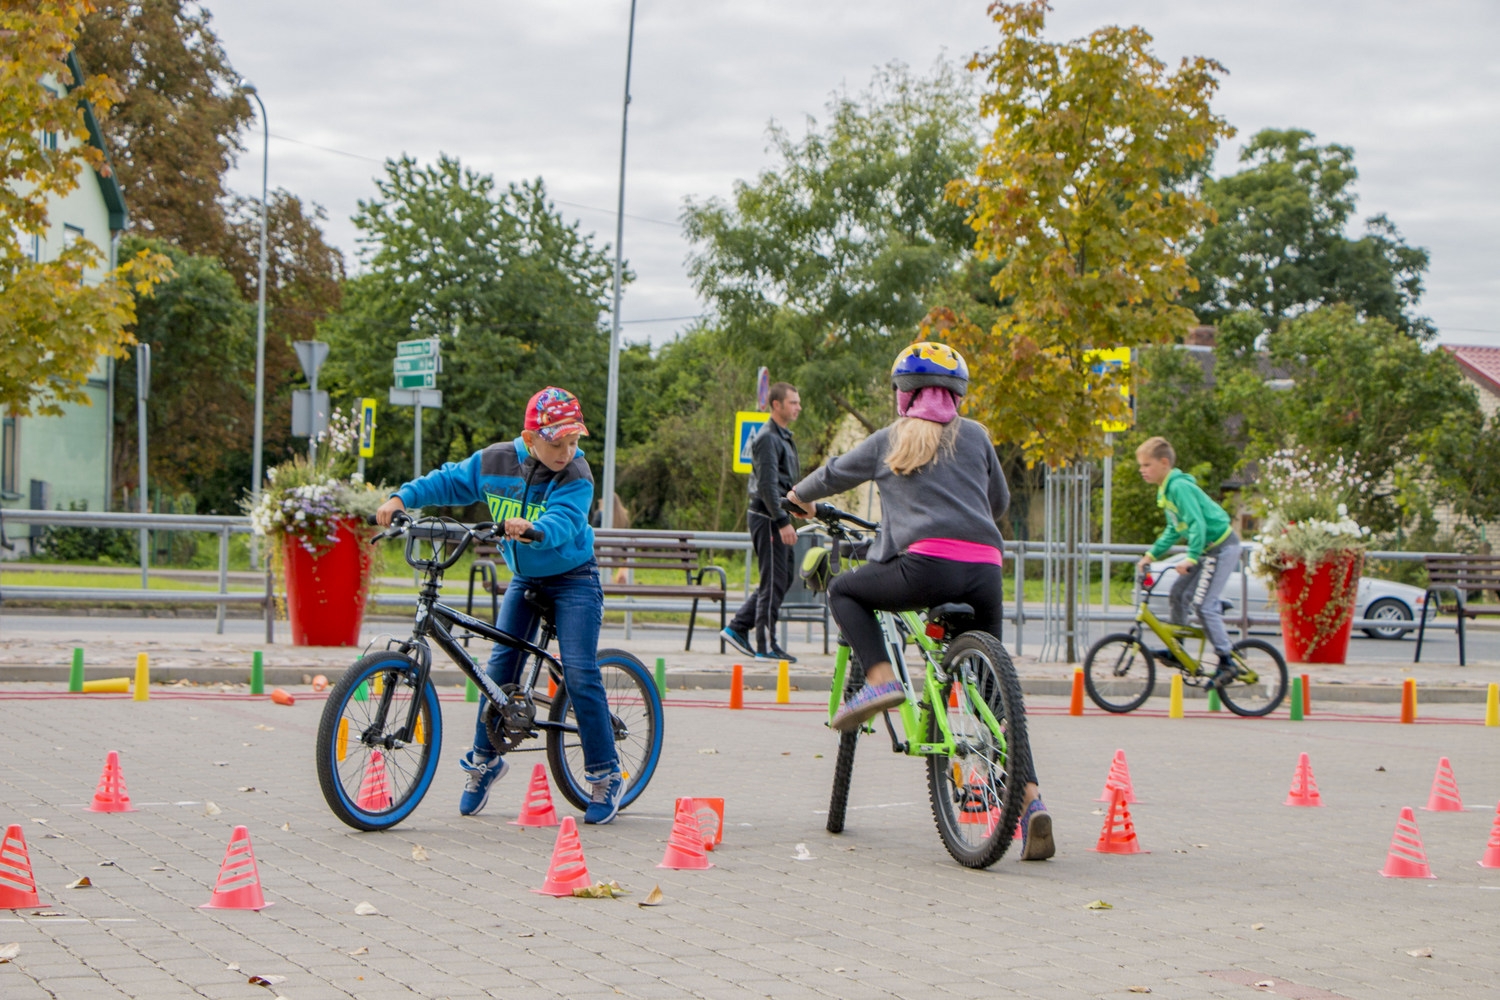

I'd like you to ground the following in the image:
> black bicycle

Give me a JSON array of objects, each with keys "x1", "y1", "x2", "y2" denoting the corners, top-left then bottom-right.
[{"x1": 315, "y1": 512, "x2": 665, "y2": 831}]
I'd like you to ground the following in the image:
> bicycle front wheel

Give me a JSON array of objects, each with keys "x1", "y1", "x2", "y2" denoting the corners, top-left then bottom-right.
[
  {"x1": 316, "y1": 652, "x2": 442, "y2": 831},
  {"x1": 1218, "y1": 638, "x2": 1289, "y2": 717},
  {"x1": 546, "y1": 649, "x2": 664, "y2": 812},
  {"x1": 1083, "y1": 633, "x2": 1157, "y2": 713},
  {"x1": 927, "y1": 631, "x2": 1029, "y2": 869}
]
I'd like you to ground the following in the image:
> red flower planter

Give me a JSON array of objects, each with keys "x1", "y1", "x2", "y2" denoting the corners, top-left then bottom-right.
[
  {"x1": 282, "y1": 518, "x2": 371, "y2": 647},
  {"x1": 1276, "y1": 551, "x2": 1362, "y2": 664}
]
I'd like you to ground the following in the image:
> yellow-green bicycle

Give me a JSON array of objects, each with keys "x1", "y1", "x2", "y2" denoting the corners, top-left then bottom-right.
[{"x1": 1083, "y1": 569, "x2": 1289, "y2": 716}]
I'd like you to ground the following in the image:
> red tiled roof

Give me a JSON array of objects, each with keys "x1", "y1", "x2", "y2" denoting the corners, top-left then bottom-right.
[{"x1": 1444, "y1": 345, "x2": 1500, "y2": 397}]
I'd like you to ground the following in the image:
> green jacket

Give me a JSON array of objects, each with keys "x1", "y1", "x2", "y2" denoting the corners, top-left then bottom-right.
[{"x1": 1148, "y1": 468, "x2": 1232, "y2": 565}]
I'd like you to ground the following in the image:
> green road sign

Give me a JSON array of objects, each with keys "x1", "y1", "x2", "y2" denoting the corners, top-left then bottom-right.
[
  {"x1": 393, "y1": 355, "x2": 438, "y2": 375},
  {"x1": 394, "y1": 372, "x2": 436, "y2": 389},
  {"x1": 397, "y1": 338, "x2": 439, "y2": 358}
]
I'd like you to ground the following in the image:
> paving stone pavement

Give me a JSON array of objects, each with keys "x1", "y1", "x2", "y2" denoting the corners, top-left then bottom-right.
[{"x1": 1, "y1": 687, "x2": 1498, "y2": 999}]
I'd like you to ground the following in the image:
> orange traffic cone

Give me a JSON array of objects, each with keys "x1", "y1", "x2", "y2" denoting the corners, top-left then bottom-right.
[
  {"x1": 532, "y1": 817, "x2": 592, "y2": 896},
  {"x1": 1423, "y1": 757, "x2": 1464, "y2": 812},
  {"x1": 1478, "y1": 801, "x2": 1500, "y2": 868},
  {"x1": 89, "y1": 750, "x2": 135, "y2": 813},
  {"x1": 692, "y1": 797, "x2": 725, "y2": 850},
  {"x1": 1284, "y1": 752, "x2": 1323, "y2": 807},
  {"x1": 355, "y1": 750, "x2": 393, "y2": 812},
  {"x1": 511, "y1": 764, "x2": 560, "y2": 828},
  {"x1": 0, "y1": 825, "x2": 41, "y2": 909},
  {"x1": 659, "y1": 797, "x2": 713, "y2": 870},
  {"x1": 1093, "y1": 786, "x2": 1146, "y2": 854},
  {"x1": 1380, "y1": 806, "x2": 1435, "y2": 878},
  {"x1": 957, "y1": 771, "x2": 999, "y2": 833},
  {"x1": 199, "y1": 825, "x2": 272, "y2": 909},
  {"x1": 1096, "y1": 749, "x2": 1137, "y2": 804}
]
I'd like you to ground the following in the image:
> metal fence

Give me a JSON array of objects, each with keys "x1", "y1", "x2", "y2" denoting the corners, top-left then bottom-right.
[{"x1": 0, "y1": 509, "x2": 1457, "y2": 658}]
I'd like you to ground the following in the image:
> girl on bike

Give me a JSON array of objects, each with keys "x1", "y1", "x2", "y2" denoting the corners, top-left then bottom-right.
[
  {"x1": 375, "y1": 387, "x2": 625, "y2": 825},
  {"x1": 786, "y1": 342, "x2": 1054, "y2": 860}
]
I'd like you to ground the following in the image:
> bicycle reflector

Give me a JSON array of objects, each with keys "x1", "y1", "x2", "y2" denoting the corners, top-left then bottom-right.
[
  {"x1": 925, "y1": 622, "x2": 945, "y2": 640},
  {"x1": 1143, "y1": 575, "x2": 1155, "y2": 588}
]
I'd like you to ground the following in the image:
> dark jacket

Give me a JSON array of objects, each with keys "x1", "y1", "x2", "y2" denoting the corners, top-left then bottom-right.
[{"x1": 746, "y1": 419, "x2": 800, "y2": 528}]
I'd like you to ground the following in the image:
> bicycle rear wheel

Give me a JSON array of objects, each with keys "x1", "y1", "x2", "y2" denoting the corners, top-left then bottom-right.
[
  {"x1": 546, "y1": 649, "x2": 664, "y2": 812},
  {"x1": 825, "y1": 645, "x2": 864, "y2": 835},
  {"x1": 316, "y1": 653, "x2": 442, "y2": 831},
  {"x1": 927, "y1": 631, "x2": 1029, "y2": 869},
  {"x1": 1083, "y1": 633, "x2": 1157, "y2": 713},
  {"x1": 1218, "y1": 638, "x2": 1289, "y2": 717}
]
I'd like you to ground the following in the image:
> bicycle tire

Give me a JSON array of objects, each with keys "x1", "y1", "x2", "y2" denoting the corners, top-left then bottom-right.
[
  {"x1": 927, "y1": 631, "x2": 1029, "y2": 869},
  {"x1": 1218, "y1": 638, "x2": 1289, "y2": 717},
  {"x1": 546, "y1": 649, "x2": 664, "y2": 812},
  {"x1": 1083, "y1": 633, "x2": 1157, "y2": 713},
  {"x1": 825, "y1": 647, "x2": 865, "y2": 835},
  {"x1": 316, "y1": 652, "x2": 442, "y2": 832}
]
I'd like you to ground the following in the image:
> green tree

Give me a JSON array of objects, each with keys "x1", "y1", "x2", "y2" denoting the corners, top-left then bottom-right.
[
  {"x1": 75, "y1": 0, "x2": 252, "y2": 254},
  {"x1": 683, "y1": 60, "x2": 980, "y2": 442},
  {"x1": 110, "y1": 238, "x2": 253, "y2": 509},
  {"x1": 0, "y1": 0, "x2": 169, "y2": 417},
  {"x1": 1186, "y1": 129, "x2": 1431, "y2": 337},
  {"x1": 319, "y1": 156, "x2": 616, "y2": 488},
  {"x1": 947, "y1": 0, "x2": 1234, "y2": 468}
]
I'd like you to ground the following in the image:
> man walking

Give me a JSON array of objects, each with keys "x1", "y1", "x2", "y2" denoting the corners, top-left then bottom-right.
[{"x1": 723, "y1": 382, "x2": 801, "y2": 663}]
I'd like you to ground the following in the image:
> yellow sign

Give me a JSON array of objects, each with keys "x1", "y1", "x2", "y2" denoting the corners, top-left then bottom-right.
[
  {"x1": 1085, "y1": 348, "x2": 1133, "y2": 433},
  {"x1": 359, "y1": 398, "x2": 378, "y2": 457},
  {"x1": 732, "y1": 411, "x2": 771, "y2": 474}
]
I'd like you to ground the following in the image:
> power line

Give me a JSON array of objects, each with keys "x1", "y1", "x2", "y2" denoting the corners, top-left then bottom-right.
[{"x1": 266, "y1": 132, "x2": 683, "y2": 228}]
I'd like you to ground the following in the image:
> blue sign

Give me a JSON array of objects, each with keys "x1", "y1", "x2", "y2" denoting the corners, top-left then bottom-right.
[{"x1": 733, "y1": 411, "x2": 770, "y2": 474}]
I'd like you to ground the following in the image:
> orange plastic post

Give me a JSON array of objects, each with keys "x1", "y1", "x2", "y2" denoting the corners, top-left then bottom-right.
[
  {"x1": 1300, "y1": 673, "x2": 1311, "y2": 715},
  {"x1": 729, "y1": 663, "x2": 744, "y2": 710},
  {"x1": 659, "y1": 797, "x2": 713, "y2": 870},
  {"x1": 948, "y1": 684, "x2": 959, "y2": 709},
  {"x1": 547, "y1": 674, "x2": 557, "y2": 699},
  {"x1": 1400, "y1": 678, "x2": 1417, "y2": 724},
  {"x1": 1069, "y1": 667, "x2": 1085, "y2": 716}
]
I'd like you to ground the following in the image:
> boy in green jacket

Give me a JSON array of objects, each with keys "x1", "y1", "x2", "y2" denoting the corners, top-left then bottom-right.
[{"x1": 1134, "y1": 436, "x2": 1242, "y2": 686}]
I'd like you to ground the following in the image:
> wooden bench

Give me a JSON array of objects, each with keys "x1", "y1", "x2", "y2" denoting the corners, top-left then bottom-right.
[
  {"x1": 1414, "y1": 553, "x2": 1500, "y2": 665},
  {"x1": 465, "y1": 529, "x2": 729, "y2": 651}
]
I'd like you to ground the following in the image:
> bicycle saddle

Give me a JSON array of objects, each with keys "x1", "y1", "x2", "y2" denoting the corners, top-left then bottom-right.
[
  {"x1": 522, "y1": 588, "x2": 556, "y2": 621},
  {"x1": 928, "y1": 602, "x2": 975, "y2": 619}
]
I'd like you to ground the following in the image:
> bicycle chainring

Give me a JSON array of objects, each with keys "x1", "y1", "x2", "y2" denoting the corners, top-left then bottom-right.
[{"x1": 481, "y1": 683, "x2": 536, "y2": 753}]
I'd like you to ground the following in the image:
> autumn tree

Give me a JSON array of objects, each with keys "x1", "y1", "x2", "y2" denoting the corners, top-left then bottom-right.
[
  {"x1": 944, "y1": 1, "x2": 1233, "y2": 468},
  {"x1": 0, "y1": 0, "x2": 169, "y2": 417},
  {"x1": 74, "y1": 0, "x2": 251, "y2": 254}
]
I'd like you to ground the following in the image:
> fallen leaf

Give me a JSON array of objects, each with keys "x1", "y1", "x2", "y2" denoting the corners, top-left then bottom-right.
[
  {"x1": 280, "y1": 823, "x2": 290, "y2": 832},
  {"x1": 66, "y1": 876, "x2": 91, "y2": 889},
  {"x1": 242, "y1": 742, "x2": 252, "y2": 747},
  {"x1": 1128, "y1": 988, "x2": 1152, "y2": 995},
  {"x1": 792, "y1": 844, "x2": 815, "y2": 861},
  {"x1": 353, "y1": 901, "x2": 380, "y2": 916},
  {"x1": 1254, "y1": 981, "x2": 1275, "y2": 988},
  {"x1": 214, "y1": 761, "x2": 230, "y2": 767},
  {"x1": 411, "y1": 845, "x2": 429, "y2": 862},
  {"x1": 347, "y1": 946, "x2": 368, "y2": 957},
  {"x1": 0, "y1": 943, "x2": 17, "y2": 962},
  {"x1": 248, "y1": 973, "x2": 287, "y2": 986},
  {"x1": 572, "y1": 880, "x2": 626, "y2": 899},
  {"x1": 638, "y1": 885, "x2": 664, "y2": 908},
  {"x1": 1173, "y1": 849, "x2": 1187, "y2": 854},
  {"x1": 203, "y1": 802, "x2": 221, "y2": 817},
  {"x1": 150, "y1": 866, "x2": 165, "y2": 872},
  {"x1": 96, "y1": 860, "x2": 116, "y2": 868},
  {"x1": 1085, "y1": 900, "x2": 1113, "y2": 910},
  {"x1": 781, "y1": 751, "x2": 791, "y2": 756},
  {"x1": 29, "y1": 818, "x2": 47, "y2": 826},
  {"x1": 833, "y1": 967, "x2": 845, "y2": 973},
  {"x1": 517, "y1": 932, "x2": 534, "y2": 938},
  {"x1": 813, "y1": 754, "x2": 823, "y2": 759},
  {"x1": 1091, "y1": 809, "x2": 1105, "y2": 816},
  {"x1": 255, "y1": 724, "x2": 275, "y2": 732},
  {"x1": 1376, "y1": 765, "x2": 1386, "y2": 772},
  {"x1": 697, "y1": 748, "x2": 718, "y2": 755},
  {"x1": 1406, "y1": 948, "x2": 1433, "y2": 958},
  {"x1": 1193, "y1": 843, "x2": 1209, "y2": 849},
  {"x1": 238, "y1": 787, "x2": 256, "y2": 793},
  {"x1": 1251, "y1": 923, "x2": 1265, "y2": 931},
  {"x1": 226, "y1": 962, "x2": 240, "y2": 971},
  {"x1": 30, "y1": 910, "x2": 63, "y2": 918}
]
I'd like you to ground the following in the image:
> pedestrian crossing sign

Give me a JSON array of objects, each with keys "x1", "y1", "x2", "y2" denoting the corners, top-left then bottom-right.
[{"x1": 733, "y1": 411, "x2": 770, "y2": 474}]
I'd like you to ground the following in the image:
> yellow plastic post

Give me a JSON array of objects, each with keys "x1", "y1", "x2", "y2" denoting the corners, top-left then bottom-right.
[
  {"x1": 1486, "y1": 683, "x2": 1499, "y2": 728},
  {"x1": 81, "y1": 677, "x2": 130, "y2": 694},
  {"x1": 133, "y1": 652, "x2": 150, "y2": 701},
  {"x1": 1168, "y1": 673, "x2": 1184, "y2": 718},
  {"x1": 776, "y1": 660, "x2": 790, "y2": 704}
]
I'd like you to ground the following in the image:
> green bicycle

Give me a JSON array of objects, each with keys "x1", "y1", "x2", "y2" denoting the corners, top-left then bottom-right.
[
  {"x1": 1083, "y1": 569, "x2": 1289, "y2": 716},
  {"x1": 793, "y1": 501, "x2": 1030, "y2": 869}
]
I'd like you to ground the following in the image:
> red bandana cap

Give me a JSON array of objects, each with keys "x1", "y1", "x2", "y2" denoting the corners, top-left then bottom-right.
[{"x1": 524, "y1": 387, "x2": 590, "y2": 442}]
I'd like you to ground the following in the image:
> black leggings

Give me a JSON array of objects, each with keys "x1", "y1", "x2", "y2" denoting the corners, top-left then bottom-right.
[{"x1": 827, "y1": 554, "x2": 1038, "y2": 786}]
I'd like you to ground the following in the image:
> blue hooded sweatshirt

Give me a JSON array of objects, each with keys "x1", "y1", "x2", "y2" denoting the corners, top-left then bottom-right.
[{"x1": 394, "y1": 437, "x2": 595, "y2": 579}]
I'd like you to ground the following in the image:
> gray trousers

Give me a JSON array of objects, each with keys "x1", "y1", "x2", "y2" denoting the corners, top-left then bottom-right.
[{"x1": 1168, "y1": 533, "x2": 1241, "y2": 657}]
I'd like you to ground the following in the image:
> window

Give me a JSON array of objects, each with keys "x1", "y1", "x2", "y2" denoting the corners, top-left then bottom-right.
[
  {"x1": 63, "y1": 224, "x2": 84, "y2": 245},
  {"x1": 44, "y1": 131, "x2": 57, "y2": 151}
]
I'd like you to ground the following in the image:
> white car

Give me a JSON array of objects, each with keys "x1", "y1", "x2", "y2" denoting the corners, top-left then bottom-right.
[{"x1": 1141, "y1": 559, "x2": 1431, "y2": 640}]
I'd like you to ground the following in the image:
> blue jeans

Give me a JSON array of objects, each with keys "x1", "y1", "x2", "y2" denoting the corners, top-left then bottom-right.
[{"x1": 471, "y1": 561, "x2": 618, "y2": 777}]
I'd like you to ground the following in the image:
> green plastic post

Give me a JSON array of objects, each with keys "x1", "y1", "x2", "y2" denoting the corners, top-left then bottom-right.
[
  {"x1": 250, "y1": 651, "x2": 264, "y2": 695},
  {"x1": 1289, "y1": 676, "x2": 1304, "y2": 721},
  {"x1": 1206, "y1": 686, "x2": 1221, "y2": 713},
  {"x1": 69, "y1": 648, "x2": 84, "y2": 693},
  {"x1": 354, "y1": 680, "x2": 368, "y2": 702},
  {"x1": 654, "y1": 657, "x2": 667, "y2": 697},
  {"x1": 464, "y1": 677, "x2": 478, "y2": 703}
]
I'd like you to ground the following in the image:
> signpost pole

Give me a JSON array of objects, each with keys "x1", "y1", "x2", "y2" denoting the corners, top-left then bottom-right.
[
  {"x1": 1102, "y1": 432, "x2": 1114, "y2": 615},
  {"x1": 600, "y1": 0, "x2": 639, "y2": 531},
  {"x1": 136, "y1": 342, "x2": 150, "y2": 589},
  {"x1": 308, "y1": 362, "x2": 319, "y2": 466},
  {"x1": 413, "y1": 399, "x2": 423, "y2": 481}
]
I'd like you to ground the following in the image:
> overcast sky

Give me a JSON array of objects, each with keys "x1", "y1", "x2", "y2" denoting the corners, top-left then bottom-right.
[{"x1": 210, "y1": 0, "x2": 1500, "y2": 348}]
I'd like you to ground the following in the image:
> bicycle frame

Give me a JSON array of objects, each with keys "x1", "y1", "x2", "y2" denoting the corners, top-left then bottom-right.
[{"x1": 1127, "y1": 575, "x2": 1261, "y2": 685}]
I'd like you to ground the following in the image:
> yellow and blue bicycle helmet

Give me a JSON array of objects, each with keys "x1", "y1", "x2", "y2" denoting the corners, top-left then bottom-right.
[{"x1": 891, "y1": 342, "x2": 969, "y2": 397}]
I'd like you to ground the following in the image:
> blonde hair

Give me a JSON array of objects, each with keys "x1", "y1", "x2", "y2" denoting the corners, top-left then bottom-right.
[
  {"x1": 885, "y1": 417, "x2": 957, "y2": 476},
  {"x1": 1136, "y1": 436, "x2": 1176, "y2": 464}
]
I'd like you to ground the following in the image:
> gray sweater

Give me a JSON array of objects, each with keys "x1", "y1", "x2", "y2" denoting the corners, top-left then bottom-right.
[{"x1": 792, "y1": 418, "x2": 1009, "y2": 563}]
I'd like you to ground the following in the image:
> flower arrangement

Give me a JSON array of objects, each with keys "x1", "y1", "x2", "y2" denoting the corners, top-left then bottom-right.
[{"x1": 246, "y1": 406, "x2": 386, "y2": 554}]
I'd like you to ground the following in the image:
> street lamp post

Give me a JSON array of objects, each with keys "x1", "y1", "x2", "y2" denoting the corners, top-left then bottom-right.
[
  {"x1": 598, "y1": 0, "x2": 638, "y2": 531},
  {"x1": 241, "y1": 80, "x2": 270, "y2": 561}
]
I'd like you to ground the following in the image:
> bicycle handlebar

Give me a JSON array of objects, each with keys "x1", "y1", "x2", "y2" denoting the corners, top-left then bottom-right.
[
  {"x1": 780, "y1": 497, "x2": 878, "y2": 531},
  {"x1": 369, "y1": 511, "x2": 542, "y2": 545}
]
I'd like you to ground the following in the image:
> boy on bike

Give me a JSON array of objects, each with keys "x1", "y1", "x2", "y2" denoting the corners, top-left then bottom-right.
[
  {"x1": 375, "y1": 387, "x2": 624, "y2": 824},
  {"x1": 786, "y1": 342, "x2": 1054, "y2": 861},
  {"x1": 1134, "y1": 436, "x2": 1242, "y2": 687}
]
